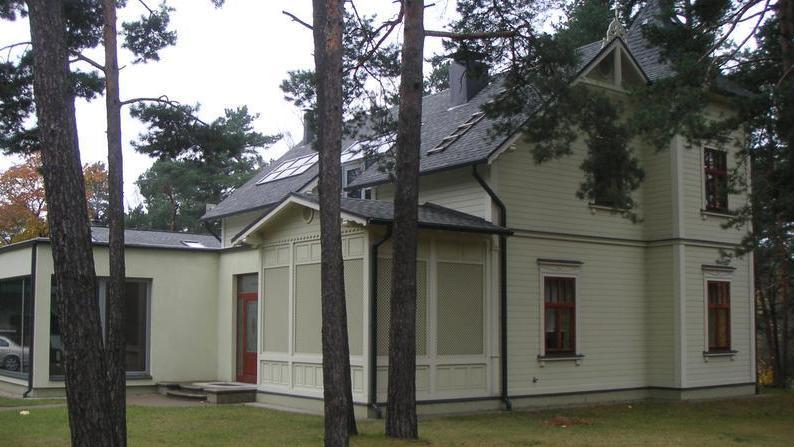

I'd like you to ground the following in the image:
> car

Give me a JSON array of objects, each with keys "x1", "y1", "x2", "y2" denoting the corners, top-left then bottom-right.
[{"x1": 0, "y1": 335, "x2": 29, "y2": 372}]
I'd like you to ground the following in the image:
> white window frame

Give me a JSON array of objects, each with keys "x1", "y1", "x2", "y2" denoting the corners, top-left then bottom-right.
[
  {"x1": 537, "y1": 260, "x2": 583, "y2": 365},
  {"x1": 702, "y1": 266, "x2": 736, "y2": 360}
]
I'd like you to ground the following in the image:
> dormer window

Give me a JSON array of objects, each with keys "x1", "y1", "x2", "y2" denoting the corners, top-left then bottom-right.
[
  {"x1": 343, "y1": 164, "x2": 372, "y2": 200},
  {"x1": 704, "y1": 148, "x2": 728, "y2": 212}
]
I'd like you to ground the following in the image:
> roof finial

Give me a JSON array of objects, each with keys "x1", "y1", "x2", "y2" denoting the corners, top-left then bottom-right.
[{"x1": 603, "y1": 0, "x2": 626, "y2": 47}]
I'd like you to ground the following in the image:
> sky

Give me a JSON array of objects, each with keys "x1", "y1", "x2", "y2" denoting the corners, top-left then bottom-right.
[{"x1": 0, "y1": 0, "x2": 458, "y2": 209}]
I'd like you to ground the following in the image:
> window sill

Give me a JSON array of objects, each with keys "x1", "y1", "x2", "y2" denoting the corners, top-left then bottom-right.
[
  {"x1": 589, "y1": 204, "x2": 628, "y2": 215},
  {"x1": 700, "y1": 209, "x2": 734, "y2": 220},
  {"x1": 703, "y1": 350, "x2": 737, "y2": 361},
  {"x1": 537, "y1": 354, "x2": 585, "y2": 367}
]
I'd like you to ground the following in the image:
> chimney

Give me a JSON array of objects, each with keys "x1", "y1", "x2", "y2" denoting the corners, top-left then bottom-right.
[
  {"x1": 448, "y1": 56, "x2": 489, "y2": 107},
  {"x1": 302, "y1": 110, "x2": 316, "y2": 144}
]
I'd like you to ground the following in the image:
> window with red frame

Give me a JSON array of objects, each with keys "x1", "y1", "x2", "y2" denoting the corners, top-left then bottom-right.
[
  {"x1": 704, "y1": 148, "x2": 728, "y2": 211},
  {"x1": 544, "y1": 277, "x2": 576, "y2": 354},
  {"x1": 707, "y1": 281, "x2": 731, "y2": 351}
]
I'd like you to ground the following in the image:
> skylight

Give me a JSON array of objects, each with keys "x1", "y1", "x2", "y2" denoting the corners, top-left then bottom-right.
[
  {"x1": 181, "y1": 240, "x2": 206, "y2": 248},
  {"x1": 256, "y1": 134, "x2": 393, "y2": 185},
  {"x1": 342, "y1": 134, "x2": 394, "y2": 163},
  {"x1": 257, "y1": 153, "x2": 319, "y2": 184}
]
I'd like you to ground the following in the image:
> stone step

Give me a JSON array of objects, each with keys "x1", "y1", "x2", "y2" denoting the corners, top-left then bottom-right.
[
  {"x1": 178, "y1": 384, "x2": 205, "y2": 392},
  {"x1": 165, "y1": 390, "x2": 207, "y2": 401}
]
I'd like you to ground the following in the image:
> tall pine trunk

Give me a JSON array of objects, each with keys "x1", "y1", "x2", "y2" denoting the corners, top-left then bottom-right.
[
  {"x1": 26, "y1": 1, "x2": 117, "y2": 445},
  {"x1": 386, "y1": 0, "x2": 424, "y2": 439},
  {"x1": 102, "y1": 0, "x2": 128, "y2": 444},
  {"x1": 312, "y1": 0, "x2": 358, "y2": 444}
]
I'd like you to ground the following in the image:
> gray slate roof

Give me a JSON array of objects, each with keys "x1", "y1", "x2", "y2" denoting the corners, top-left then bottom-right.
[
  {"x1": 293, "y1": 192, "x2": 511, "y2": 235},
  {"x1": 90, "y1": 227, "x2": 221, "y2": 250},
  {"x1": 205, "y1": 2, "x2": 674, "y2": 220}
]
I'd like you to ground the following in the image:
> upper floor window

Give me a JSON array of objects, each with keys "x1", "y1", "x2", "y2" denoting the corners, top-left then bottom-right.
[
  {"x1": 704, "y1": 148, "x2": 728, "y2": 212},
  {"x1": 593, "y1": 172, "x2": 623, "y2": 208},
  {"x1": 343, "y1": 164, "x2": 372, "y2": 200},
  {"x1": 544, "y1": 276, "x2": 576, "y2": 354},
  {"x1": 707, "y1": 280, "x2": 731, "y2": 352}
]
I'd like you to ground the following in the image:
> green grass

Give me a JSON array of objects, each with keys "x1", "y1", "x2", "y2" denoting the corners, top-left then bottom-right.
[
  {"x1": 0, "y1": 395, "x2": 64, "y2": 408},
  {"x1": 0, "y1": 391, "x2": 792, "y2": 446}
]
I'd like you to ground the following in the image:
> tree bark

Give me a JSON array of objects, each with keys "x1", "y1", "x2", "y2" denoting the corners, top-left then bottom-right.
[
  {"x1": 26, "y1": 1, "x2": 116, "y2": 445},
  {"x1": 312, "y1": 0, "x2": 358, "y2": 445},
  {"x1": 102, "y1": 0, "x2": 128, "y2": 444},
  {"x1": 386, "y1": 0, "x2": 424, "y2": 439}
]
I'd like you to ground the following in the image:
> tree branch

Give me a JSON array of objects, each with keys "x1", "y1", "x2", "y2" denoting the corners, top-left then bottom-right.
[
  {"x1": 137, "y1": 0, "x2": 155, "y2": 15},
  {"x1": 282, "y1": 10, "x2": 313, "y2": 30},
  {"x1": 70, "y1": 52, "x2": 106, "y2": 72},
  {"x1": 424, "y1": 29, "x2": 516, "y2": 40},
  {"x1": 120, "y1": 96, "x2": 210, "y2": 126}
]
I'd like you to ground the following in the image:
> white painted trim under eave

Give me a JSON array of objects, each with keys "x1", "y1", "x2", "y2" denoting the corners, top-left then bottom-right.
[{"x1": 232, "y1": 195, "x2": 369, "y2": 246}]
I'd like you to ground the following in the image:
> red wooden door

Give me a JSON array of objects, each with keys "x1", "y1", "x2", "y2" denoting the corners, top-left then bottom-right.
[{"x1": 236, "y1": 291, "x2": 258, "y2": 383}]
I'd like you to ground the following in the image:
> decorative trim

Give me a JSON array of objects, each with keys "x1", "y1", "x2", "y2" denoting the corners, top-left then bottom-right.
[
  {"x1": 537, "y1": 259, "x2": 583, "y2": 267},
  {"x1": 702, "y1": 264, "x2": 736, "y2": 273}
]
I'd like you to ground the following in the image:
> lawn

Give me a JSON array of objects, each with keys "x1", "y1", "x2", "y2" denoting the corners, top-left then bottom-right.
[
  {"x1": 0, "y1": 390, "x2": 792, "y2": 446},
  {"x1": 0, "y1": 395, "x2": 63, "y2": 408}
]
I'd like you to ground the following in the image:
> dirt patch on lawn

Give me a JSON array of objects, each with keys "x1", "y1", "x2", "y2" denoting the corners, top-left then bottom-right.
[{"x1": 543, "y1": 415, "x2": 593, "y2": 428}]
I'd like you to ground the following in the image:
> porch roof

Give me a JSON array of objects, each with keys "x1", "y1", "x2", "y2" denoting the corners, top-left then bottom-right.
[{"x1": 232, "y1": 192, "x2": 511, "y2": 245}]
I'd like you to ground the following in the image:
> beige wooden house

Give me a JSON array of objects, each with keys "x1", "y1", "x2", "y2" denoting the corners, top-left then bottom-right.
[{"x1": 0, "y1": 3, "x2": 754, "y2": 416}]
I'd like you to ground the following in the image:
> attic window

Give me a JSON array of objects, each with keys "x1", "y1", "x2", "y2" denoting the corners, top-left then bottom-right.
[
  {"x1": 257, "y1": 153, "x2": 319, "y2": 184},
  {"x1": 181, "y1": 241, "x2": 206, "y2": 248},
  {"x1": 428, "y1": 112, "x2": 485, "y2": 155}
]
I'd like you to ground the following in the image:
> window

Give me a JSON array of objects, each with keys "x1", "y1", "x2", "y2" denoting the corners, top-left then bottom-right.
[
  {"x1": 343, "y1": 164, "x2": 372, "y2": 199},
  {"x1": 704, "y1": 148, "x2": 728, "y2": 212},
  {"x1": 592, "y1": 171, "x2": 623, "y2": 208},
  {"x1": 544, "y1": 277, "x2": 576, "y2": 354},
  {"x1": 707, "y1": 281, "x2": 731, "y2": 351},
  {"x1": 50, "y1": 278, "x2": 150, "y2": 377},
  {"x1": 0, "y1": 277, "x2": 32, "y2": 376}
]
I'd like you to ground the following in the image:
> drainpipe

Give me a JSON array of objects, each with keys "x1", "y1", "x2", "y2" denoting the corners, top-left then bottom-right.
[
  {"x1": 472, "y1": 165, "x2": 512, "y2": 411},
  {"x1": 23, "y1": 241, "x2": 38, "y2": 398},
  {"x1": 368, "y1": 225, "x2": 392, "y2": 418}
]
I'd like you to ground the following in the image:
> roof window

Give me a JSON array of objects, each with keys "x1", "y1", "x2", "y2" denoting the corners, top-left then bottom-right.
[
  {"x1": 427, "y1": 112, "x2": 485, "y2": 155},
  {"x1": 257, "y1": 153, "x2": 319, "y2": 184},
  {"x1": 181, "y1": 240, "x2": 206, "y2": 248}
]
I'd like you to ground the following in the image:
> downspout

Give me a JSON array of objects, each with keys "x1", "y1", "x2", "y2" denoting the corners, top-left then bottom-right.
[
  {"x1": 368, "y1": 225, "x2": 392, "y2": 418},
  {"x1": 23, "y1": 241, "x2": 38, "y2": 398},
  {"x1": 472, "y1": 165, "x2": 512, "y2": 410}
]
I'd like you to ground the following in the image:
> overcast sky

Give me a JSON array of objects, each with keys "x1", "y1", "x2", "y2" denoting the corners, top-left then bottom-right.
[{"x1": 0, "y1": 1, "x2": 457, "y2": 209}]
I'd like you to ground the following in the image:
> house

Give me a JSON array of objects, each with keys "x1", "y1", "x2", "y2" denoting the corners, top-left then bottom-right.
[{"x1": 0, "y1": 4, "x2": 755, "y2": 416}]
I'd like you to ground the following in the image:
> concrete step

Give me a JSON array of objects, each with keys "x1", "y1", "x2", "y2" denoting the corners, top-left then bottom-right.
[
  {"x1": 165, "y1": 390, "x2": 207, "y2": 401},
  {"x1": 179, "y1": 384, "x2": 205, "y2": 392}
]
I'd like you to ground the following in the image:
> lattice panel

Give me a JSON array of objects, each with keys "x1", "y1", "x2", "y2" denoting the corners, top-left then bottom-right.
[
  {"x1": 376, "y1": 259, "x2": 427, "y2": 356},
  {"x1": 436, "y1": 262, "x2": 484, "y2": 356}
]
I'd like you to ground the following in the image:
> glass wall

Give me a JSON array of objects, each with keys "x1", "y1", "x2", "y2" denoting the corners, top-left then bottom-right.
[
  {"x1": 50, "y1": 278, "x2": 150, "y2": 377},
  {"x1": 0, "y1": 277, "x2": 32, "y2": 376}
]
